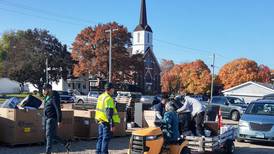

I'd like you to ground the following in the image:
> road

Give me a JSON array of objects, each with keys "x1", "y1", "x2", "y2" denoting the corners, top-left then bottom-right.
[{"x1": 0, "y1": 136, "x2": 273, "y2": 154}]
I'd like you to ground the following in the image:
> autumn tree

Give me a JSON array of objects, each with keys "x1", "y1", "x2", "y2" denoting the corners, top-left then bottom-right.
[
  {"x1": 161, "y1": 65, "x2": 181, "y2": 95},
  {"x1": 272, "y1": 70, "x2": 274, "y2": 83},
  {"x1": 71, "y1": 22, "x2": 143, "y2": 84},
  {"x1": 258, "y1": 64, "x2": 271, "y2": 83},
  {"x1": 218, "y1": 58, "x2": 269, "y2": 89},
  {"x1": 161, "y1": 60, "x2": 211, "y2": 95},
  {"x1": 1, "y1": 29, "x2": 72, "y2": 94},
  {"x1": 160, "y1": 59, "x2": 174, "y2": 74},
  {"x1": 179, "y1": 60, "x2": 211, "y2": 94}
]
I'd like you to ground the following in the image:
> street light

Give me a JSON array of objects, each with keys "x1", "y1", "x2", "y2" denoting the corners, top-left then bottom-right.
[{"x1": 105, "y1": 28, "x2": 118, "y2": 82}]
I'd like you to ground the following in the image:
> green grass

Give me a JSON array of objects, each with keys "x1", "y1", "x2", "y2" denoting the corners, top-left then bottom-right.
[
  {"x1": 0, "y1": 98, "x2": 5, "y2": 103},
  {"x1": 6, "y1": 93, "x2": 31, "y2": 98}
]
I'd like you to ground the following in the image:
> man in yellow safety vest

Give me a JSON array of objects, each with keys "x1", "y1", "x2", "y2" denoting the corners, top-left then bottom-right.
[{"x1": 95, "y1": 83, "x2": 120, "y2": 154}]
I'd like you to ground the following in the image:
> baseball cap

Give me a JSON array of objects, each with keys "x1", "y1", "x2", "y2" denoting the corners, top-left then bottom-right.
[{"x1": 104, "y1": 83, "x2": 114, "y2": 90}]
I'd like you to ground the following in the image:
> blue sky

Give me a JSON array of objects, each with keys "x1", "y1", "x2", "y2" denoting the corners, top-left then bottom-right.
[{"x1": 0, "y1": 0, "x2": 273, "y2": 72}]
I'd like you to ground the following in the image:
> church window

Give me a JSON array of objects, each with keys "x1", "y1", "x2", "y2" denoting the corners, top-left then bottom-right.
[
  {"x1": 137, "y1": 33, "x2": 140, "y2": 43},
  {"x1": 147, "y1": 33, "x2": 149, "y2": 43}
]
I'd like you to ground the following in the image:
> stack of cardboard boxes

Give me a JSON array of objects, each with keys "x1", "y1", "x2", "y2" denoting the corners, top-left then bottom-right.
[
  {"x1": 73, "y1": 110, "x2": 127, "y2": 139},
  {"x1": 0, "y1": 108, "x2": 44, "y2": 145},
  {"x1": 57, "y1": 109, "x2": 74, "y2": 140},
  {"x1": 73, "y1": 109, "x2": 98, "y2": 139},
  {"x1": 0, "y1": 108, "x2": 127, "y2": 145}
]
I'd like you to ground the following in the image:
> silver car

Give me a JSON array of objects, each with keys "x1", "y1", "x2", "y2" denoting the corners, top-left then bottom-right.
[{"x1": 238, "y1": 100, "x2": 274, "y2": 142}]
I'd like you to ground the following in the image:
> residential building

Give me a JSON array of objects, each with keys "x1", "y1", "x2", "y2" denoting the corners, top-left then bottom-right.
[{"x1": 222, "y1": 81, "x2": 274, "y2": 103}]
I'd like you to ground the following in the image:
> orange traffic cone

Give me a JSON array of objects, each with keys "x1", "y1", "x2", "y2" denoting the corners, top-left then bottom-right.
[{"x1": 218, "y1": 108, "x2": 223, "y2": 129}]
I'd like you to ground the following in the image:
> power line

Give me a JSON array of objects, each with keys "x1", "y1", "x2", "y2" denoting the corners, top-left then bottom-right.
[
  {"x1": 154, "y1": 38, "x2": 231, "y2": 61},
  {"x1": 0, "y1": 6, "x2": 85, "y2": 26},
  {"x1": 0, "y1": 0, "x2": 97, "y2": 25},
  {"x1": 154, "y1": 38, "x2": 212, "y2": 55},
  {"x1": 0, "y1": 0, "x2": 231, "y2": 65}
]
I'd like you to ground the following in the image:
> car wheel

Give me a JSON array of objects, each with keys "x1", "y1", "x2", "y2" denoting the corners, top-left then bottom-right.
[
  {"x1": 78, "y1": 100, "x2": 84, "y2": 104},
  {"x1": 237, "y1": 138, "x2": 244, "y2": 142},
  {"x1": 231, "y1": 111, "x2": 240, "y2": 121},
  {"x1": 224, "y1": 139, "x2": 235, "y2": 154},
  {"x1": 180, "y1": 147, "x2": 191, "y2": 154}
]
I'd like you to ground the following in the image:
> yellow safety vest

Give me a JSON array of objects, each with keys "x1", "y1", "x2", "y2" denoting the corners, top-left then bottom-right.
[{"x1": 95, "y1": 92, "x2": 120, "y2": 124}]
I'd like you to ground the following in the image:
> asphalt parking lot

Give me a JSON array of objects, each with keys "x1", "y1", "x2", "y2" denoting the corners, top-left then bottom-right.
[
  {"x1": 0, "y1": 118, "x2": 273, "y2": 154},
  {"x1": 0, "y1": 136, "x2": 274, "y2": 154}
]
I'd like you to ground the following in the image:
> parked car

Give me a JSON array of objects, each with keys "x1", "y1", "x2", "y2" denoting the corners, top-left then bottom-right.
[
  {"x1": 115, "y1": 91, "x2": 142, "y2": 104},
  {"x1": 140, "y1": 95, "x2": 160, "y2": 105},
  {"x1": 238, "y1": 100, "x2": 274, "y2": 142},
  {"x1": 56, "y1": 91, "x2": 75, "y2": 104},
  {"x1": 75, "y1": 91, "x2": 102, "y2": 104},
  {"x1": 262, "y1": 93, "x2": 274, "y2": 100},
  {"x1": 190, "y1": 95, "x2": 209, "y2": 102},
  {"x1": 210, "y1": 96, "x2": 248, "y2": 121}
]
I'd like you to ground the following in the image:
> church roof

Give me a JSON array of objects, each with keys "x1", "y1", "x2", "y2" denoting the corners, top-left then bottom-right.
[
  {"x1": 144, "y1": 47, "x2": 161, "y2": 71},
  {"x1": 134, "y1": 0, "x2": 153, "y2": 32}
]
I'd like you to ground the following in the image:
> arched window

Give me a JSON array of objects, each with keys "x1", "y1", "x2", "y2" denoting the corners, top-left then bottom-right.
[
  {"x1": 137, "y1": 33, "x2": 140, "y2": 43},
  {"x1": 147, "y1": 33, "x2": 149, "y2": 43}
]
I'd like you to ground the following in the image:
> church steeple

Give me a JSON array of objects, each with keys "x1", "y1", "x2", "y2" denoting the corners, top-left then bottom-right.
[
  {"x1": 134, "y1": 0, "x2": 152, "y2": 32},
  {"x1": 139, "y1": 0, "x2": 147, "y2": 26}
]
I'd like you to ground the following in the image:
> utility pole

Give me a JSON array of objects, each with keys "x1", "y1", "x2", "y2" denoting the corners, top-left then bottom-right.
[
  {"x1": 46, "y1": 57, "x2": 49, "y2": 84},
  {"x1": 105, "y1": 28, "x2": 118, "y2": 83},
  {"x1": 210, "y1": 53, "x2": 215, "y2": 103}
]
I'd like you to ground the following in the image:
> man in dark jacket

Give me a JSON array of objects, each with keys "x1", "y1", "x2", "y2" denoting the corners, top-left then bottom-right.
[
  {"x1": 43, "y1": 84, "x2": 70, "y2": 154},
  {"x1": 161, "y1": 102, "x2": 180, "y2": 144},
  {"x1": 151, "y1": 95, "x2": 168, "y2": 127}
]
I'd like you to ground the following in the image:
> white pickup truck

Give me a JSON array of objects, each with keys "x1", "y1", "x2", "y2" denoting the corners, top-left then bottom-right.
[{"x1": 75, "y1": 91, "x2": 101, "y2": 104}]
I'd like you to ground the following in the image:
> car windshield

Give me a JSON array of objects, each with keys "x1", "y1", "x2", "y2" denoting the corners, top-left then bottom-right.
[
  {"x1": 245, "y1": 102, "x2": 274, "y2": 116},
  {"x1": 227, "y1": 97, "x2": 245, "y2": 104}
]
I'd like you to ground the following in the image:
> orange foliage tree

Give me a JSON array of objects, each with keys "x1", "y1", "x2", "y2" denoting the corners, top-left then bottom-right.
[
  {"x1": 160, "y1": 59, "x2": 174, "y2": 74},
  {"x1": 218, "y1": 58, "x2": 272, "y2": 89},
  {"x1": 272, "y1": 70, "x2": 274, "y2": 81},
  {"x1": 179, "y1": 60, "x2": 211, "y2": 94},
  {"x1": 161, "y1": 60, "x2": 211, "y2": 95},
  {"x1": 161, "y1": 65, "x2": 181, "y2": 94},
  {"x1": 258, "y1": 64, "x2": 271, "y2": 83},
  {"x1": 71, "y1": 22, "x2": 143, "y2": 84}
]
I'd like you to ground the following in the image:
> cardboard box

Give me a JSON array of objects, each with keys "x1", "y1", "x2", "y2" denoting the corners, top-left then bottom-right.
[
  {"x1": 143, "y1": 110, "x2": 157, "y2": 128},
  {"x1": 73, "y1": 110, "x2": 127, "y2": 138},
  {"x1": 73, "y1": 110, "x2": 98, "y2": 139},
  {"x1": 57, "y1": 109, "x2": 74, "y2": 140},
  {"x1": 113, "y1": 112, "x2": 127, "y2": 137},
  {"x1": 61, "y1": 104, "x2": 73, "y2": 109},
  {"x1": 0, "y1": 108, "x2": 44, "y2": 145}
]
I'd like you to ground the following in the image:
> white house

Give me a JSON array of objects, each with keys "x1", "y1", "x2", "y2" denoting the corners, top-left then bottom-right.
[
  {"x1": 222, "y1": 81, "x2": 274, "y2": 103},
  {"x1": 0, "y1": 78, "x2": 21, "y2": 94},
  {"x1": 25, "y1": 77, "x2": 89, "y2": 94}
]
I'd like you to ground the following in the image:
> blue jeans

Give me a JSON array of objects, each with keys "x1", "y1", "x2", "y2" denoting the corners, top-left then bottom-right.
[
  {"x1": 44, "y1": 118, "x2": 65, "y2": 154},
  {"x1": 96, "y1": 123, "x2": 111, "y2": 154}
]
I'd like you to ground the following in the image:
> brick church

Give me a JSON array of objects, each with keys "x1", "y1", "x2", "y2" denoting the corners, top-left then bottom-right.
[{"x1": 130, "y1": 0, "x2": 161, "y2": 95}]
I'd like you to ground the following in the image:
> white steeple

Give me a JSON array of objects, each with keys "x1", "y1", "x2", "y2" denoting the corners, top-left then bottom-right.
[{"x1": 132, "y1": 0, "x2": 153, "y2": 55}]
